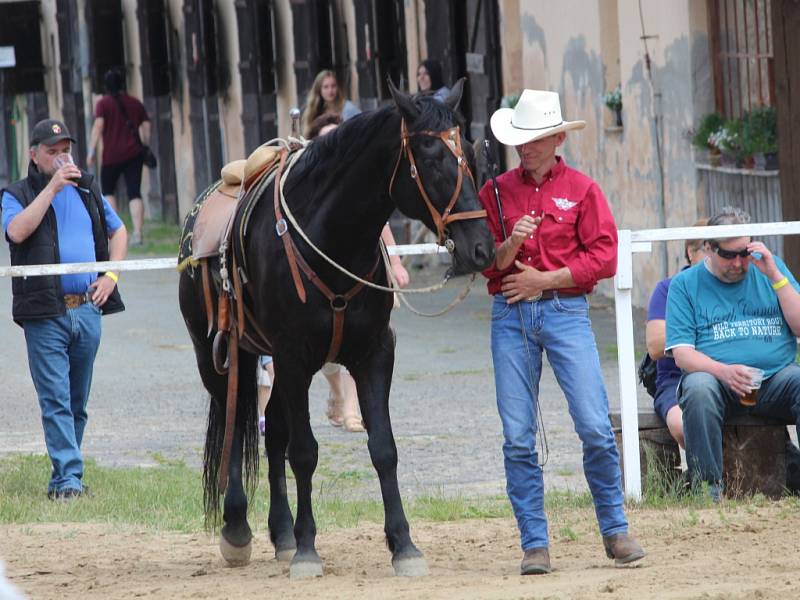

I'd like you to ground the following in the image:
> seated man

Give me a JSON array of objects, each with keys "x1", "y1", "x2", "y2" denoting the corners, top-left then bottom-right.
[
  {"x1": 645, "y1": 219, "x2": 708, "y2": 447},
  {"x1": 666, "y1": 207, "x2": 800, "y2": 498}
]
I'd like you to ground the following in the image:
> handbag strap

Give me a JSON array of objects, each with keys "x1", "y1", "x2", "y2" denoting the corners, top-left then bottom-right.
[{"x1": 110, "y1": 94, "x2": 145, "y2": 150}]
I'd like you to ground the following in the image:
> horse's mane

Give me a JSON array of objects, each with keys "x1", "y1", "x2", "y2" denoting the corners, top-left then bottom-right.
[{"x1": 295, "y1": 95, "x2": 461, "y2": 183}]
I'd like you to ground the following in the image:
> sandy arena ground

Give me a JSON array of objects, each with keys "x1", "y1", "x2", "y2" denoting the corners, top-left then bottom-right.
[{"x1": 3, "y1": 502, "x2": 798, "y2": 599}]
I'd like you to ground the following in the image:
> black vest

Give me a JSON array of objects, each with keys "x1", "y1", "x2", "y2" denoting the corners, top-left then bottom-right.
[{"x1": 2, "y1": 161, "x2": 125, "y2": 323}]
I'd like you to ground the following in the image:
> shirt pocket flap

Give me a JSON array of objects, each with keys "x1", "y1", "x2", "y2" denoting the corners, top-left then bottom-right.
[{"x1": 543, "y1": 206, "x2": 578, "y2": 225}]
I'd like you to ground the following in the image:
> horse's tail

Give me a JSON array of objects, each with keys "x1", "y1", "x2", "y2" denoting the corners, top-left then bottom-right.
[{"x1": 201, "y1": 355, "x2": 260, "y2": 530}]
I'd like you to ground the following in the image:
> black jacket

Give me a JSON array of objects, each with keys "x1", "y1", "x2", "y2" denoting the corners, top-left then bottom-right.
[{"x1": 2, "y1": 161, "x2": 125, "y2": 324}]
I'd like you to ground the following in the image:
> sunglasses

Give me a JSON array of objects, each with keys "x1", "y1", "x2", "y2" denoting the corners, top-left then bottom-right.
[{"x1": 713, "y1": 246, "x2": 751, "y2": 260}]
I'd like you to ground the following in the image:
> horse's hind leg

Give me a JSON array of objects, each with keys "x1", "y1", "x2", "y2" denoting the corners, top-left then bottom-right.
[
  {"x1": 264, "y1": 385, "x2": 297, "y2": 561},
  {"x1": 350, "y1": 327, "x2": 428, "y2": 577}
]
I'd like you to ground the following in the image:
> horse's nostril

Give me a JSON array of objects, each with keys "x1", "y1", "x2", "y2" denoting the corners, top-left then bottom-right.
[{"x1": 474, "y1": 243, "x2": 490, "y2": 265}]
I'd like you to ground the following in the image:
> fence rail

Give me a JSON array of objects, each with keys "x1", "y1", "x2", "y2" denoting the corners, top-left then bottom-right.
[{"x1": 0, "y1": 244, "x2": 448, "y2": 279}]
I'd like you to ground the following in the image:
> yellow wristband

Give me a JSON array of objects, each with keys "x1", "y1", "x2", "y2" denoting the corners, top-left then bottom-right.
[
  {"x1": 772, "y1": 276, "x2": 789, "y2": 291},
  {"x1": 105, "y1": 271, "x2": 119, "y2": 284}
]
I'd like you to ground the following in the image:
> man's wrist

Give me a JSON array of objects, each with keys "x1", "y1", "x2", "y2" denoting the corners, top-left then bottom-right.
[{"x1": 105, "y1": 271, "x2": 119, "y2": 284}]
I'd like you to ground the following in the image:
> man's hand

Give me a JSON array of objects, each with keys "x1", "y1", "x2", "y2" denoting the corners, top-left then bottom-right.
[
  {"x1": 47, "y1": 164, "x2": 81, "y2": 194},
  {"x1": 747, "y1": 241, "x2": 783, "y2": 282},
  {"x1": 717, "y1": 363, "x2": 755, "y2": 398},
  {"x1": 501, "y1": 260, "x2": 550, "y2": 304},
  {"x1": 88, "y1": 274, "x2": 117, "y2": 307},
  {"x1": 510, "y1": 215, "x2": 541, "y2": 247}
]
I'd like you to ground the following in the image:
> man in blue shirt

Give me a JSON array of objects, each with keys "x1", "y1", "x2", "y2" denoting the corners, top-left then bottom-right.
[
  {"x1": 666, "y1": 207, "x2": 800, "y2": 498},
  {"x1": 2, "y1": 118, "x2": 127, "y2": 500}
]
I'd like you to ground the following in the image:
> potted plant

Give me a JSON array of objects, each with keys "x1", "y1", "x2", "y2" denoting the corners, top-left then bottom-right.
[
  {"x1": 500, "y1": 91, "x2": 522, "y2": 110},
  {"x1": 691, "y1": 112, "x2": 724, "y2": 164},
  {"x1": 710, "y1": 119, "x2": 749, "y2": 168},
  {"x1": 603, "y1": 85, "x2": 623, "y2": 127},
  {"x1": 743, "y1": 106, "x2": 778, "y2": 170}
]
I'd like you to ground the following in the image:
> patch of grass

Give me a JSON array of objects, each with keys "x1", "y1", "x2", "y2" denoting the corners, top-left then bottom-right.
[
  {"x1": 558, "y1": 526, "x2": 579, "y2": 541},
  {"x1": 555, "y1": 469, "x2": 574, "y2": 477},
  {"x1": 118, "y1": 216, "x2": 182, "y2": 257},
  {"x1": 438, "y1": 347, "x2": 457, "y2": 354}
]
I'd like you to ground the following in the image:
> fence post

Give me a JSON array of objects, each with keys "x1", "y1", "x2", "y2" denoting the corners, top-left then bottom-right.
[{"x1": 614, "y1": 229, "x2": 642, "y2": 501}]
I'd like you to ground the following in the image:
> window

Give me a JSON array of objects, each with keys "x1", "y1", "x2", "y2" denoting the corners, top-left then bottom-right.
[{"x1": 710, "y1": 0, "x2": 774, "y2": 119}]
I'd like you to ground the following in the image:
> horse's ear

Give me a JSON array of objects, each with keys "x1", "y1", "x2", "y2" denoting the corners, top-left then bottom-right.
[
  {"x1": 387, "y1": 76, "x2": 420, "y2": 120},
  {"x1": 444, "y1": 78, "x2": 466, "y2": 111}
]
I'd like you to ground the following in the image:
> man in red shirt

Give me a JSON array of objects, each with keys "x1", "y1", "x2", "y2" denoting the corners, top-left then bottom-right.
[{"x1": 479, "y1": 90, "x2": 645, "y2": 574}]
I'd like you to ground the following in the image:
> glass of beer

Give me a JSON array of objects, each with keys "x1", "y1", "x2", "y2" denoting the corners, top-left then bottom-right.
[
  {"x1": 53, "y1": 152, "x2": 80, "y2": 183},
  {"x1": 740, "y1": 367, "x2": 764, "y2": 406}
]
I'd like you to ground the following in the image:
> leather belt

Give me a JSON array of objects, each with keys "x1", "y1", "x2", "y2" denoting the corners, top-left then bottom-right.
[
  {"x1": 64, "y1": 293, "x2": 90, "y2": 309},
  {"x1": 538, "y1": 290, "x2": 584, "y2": 300}
]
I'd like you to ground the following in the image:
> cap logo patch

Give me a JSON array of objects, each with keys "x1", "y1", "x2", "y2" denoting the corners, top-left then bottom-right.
[{"x1": 52, "y1": 124, "x2": 62, "y2": 134}]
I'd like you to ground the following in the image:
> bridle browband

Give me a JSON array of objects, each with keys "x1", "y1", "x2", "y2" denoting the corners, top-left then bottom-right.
[{"x1": 389, "y1": 119, "x2": 487, "y2": 249}]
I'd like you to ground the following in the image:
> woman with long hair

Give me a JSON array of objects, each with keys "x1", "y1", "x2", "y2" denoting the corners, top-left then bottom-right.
[
  {"x1": 301, "y1": 70, "x2": 360, "y2": 138},
  {"x1": 417, "y1": 59, "x2": 450, "y2": 103}
]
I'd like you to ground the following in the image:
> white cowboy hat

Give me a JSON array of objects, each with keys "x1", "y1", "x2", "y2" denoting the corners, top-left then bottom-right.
[{"x1": 490, "y1": 89, "x2": 585, "y2": 146}]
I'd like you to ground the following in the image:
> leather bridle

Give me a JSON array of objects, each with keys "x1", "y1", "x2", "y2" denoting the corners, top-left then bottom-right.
[{"x1": 389, "y1": 120, "x2": 487, "y2": 250}]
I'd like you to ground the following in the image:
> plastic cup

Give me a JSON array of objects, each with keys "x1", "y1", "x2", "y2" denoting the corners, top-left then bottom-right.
[
  {"x1": 53, "y1": 152, "x2": 81, "y2": 183},
  {"x1": 741, "y1": 367, "x2": 764, "y2": 406}
]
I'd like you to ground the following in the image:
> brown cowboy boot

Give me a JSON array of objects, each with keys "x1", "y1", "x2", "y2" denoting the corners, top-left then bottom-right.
[
  {"x1": 602, "y1": 533, "x2": 646, "y2": 566},
  {"x1": 520, "y1": 547, "x2": 551, "y2": 575}
]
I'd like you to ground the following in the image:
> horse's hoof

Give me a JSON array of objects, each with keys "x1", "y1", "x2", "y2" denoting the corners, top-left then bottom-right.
[
  {"x1": 289, "y1": 555, "x2": 323, "y2": 580},
  {"x1": 392, "y1": 555, "x2": 428, "y2": 577},
  {"x1": 220, "y1": 535, "x2": 252, "y2": 567},
  {"x1": 275, "y1": 546, "x2": 296, "y2": 562}
]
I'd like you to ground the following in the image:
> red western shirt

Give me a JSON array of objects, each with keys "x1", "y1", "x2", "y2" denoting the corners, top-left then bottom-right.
[{"x1": 478, "y1": 158, "x2": 618, "y2": 296}]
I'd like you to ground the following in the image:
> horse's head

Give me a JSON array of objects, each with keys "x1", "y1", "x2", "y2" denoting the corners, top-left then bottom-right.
[{"x1": 388, "y1": 79, "x2": 495, "y2": 275}]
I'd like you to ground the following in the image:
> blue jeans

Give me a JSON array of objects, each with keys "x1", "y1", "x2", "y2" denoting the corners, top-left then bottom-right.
[
  {"x1": 679, "y1": 364, "x2": 800, "y2": 486},
  {"x1": 22, "y1": 303, "x2": 102, "y2": 494},
  {"x1": 490, "y1": 294, "x2": 628, "y2": 550}
]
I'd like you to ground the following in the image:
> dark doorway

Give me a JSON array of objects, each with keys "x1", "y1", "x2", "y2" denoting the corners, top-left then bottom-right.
[
  {"x1": 86, "y1": 0, "x2": 126, "y2": 94},
  {"x1": 353, "y1": 0, "x2": 407, "y2": 110},
  {"x1": 183, "y1": 0, "x2": 224, "y2": 195},
  {"x1": 424, "y1": 0, "x2": 503, "y2": 144},
  {"x1": 56, "y1": 0, "x2": 88, "y2": 164},
  {"x1": 290, "y1": 0, "x2": 345, "y2": 101},
  {"x1": 0, "y1": 1, "x2": 46, "y2": 184},
  {"x1": 236, "y1": 0, "x2": 278, "y2": 153},
  {"x1": 137, "y1": 0, "x2": 180, "y2": 223}
]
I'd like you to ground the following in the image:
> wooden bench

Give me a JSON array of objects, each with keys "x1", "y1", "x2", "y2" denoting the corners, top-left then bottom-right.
[{"x1": 610, "y1": 409, "x2": 792, "y2": 498}]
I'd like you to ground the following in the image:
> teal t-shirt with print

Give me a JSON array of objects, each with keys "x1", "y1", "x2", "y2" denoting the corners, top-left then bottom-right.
[{"x1": 665, "y1": 257, "x2": 799, "y2": 377}]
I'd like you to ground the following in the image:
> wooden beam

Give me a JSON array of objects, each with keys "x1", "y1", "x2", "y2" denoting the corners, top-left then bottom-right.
[{"x1": 774, "y1": 0, "x2": 800, "y2": 274}]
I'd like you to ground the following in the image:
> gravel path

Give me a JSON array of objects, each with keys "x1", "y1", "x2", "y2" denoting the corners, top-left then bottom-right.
[{"x1": 0, "y1": 244, "x2": 651, "y2": 499}]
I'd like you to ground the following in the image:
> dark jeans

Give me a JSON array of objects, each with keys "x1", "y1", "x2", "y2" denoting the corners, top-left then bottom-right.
[{"x1": 679, "y1": 364, "x2": 800, "y2": 486}]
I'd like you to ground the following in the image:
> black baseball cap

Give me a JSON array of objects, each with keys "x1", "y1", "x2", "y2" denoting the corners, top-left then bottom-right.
[{"x1": 30, "y1": 119, "x2": 77, "y2": 147}]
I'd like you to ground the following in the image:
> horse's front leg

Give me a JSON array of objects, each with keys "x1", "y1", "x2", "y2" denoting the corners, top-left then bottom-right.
[
  {"x1": 350, "y1": 327, "x2": 428, "y2": 577},
  {"x1": 276, "y1": 359, "x2": 321, "y2": 579},
  {"x1": 264, "y1": 382, "x2": 297, "y2": 561}
]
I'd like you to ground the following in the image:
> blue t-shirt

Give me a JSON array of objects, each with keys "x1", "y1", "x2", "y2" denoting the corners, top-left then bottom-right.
[
  {"x1": 665, "y1": 258, "x2": 800, "y2": 378},
  {"x1": 646, "y1": 277, "x2": 681, "y2": 388},
  {"x1": 2, "y1": 187, "x2": 123, "y2": 294}
]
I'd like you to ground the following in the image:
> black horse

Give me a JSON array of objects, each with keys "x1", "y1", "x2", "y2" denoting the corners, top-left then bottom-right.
[{"x1": 178, "y1": 80, "x2": 495, "y2": 579}]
